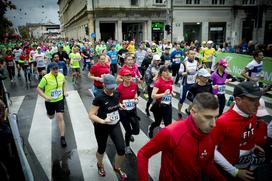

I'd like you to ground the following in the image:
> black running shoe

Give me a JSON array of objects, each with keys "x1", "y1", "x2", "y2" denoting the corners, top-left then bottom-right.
[{"x1": 60, "y1": 136, "x2": 67, "y2": 148}]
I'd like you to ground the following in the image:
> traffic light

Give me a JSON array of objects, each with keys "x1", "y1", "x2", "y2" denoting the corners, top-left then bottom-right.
[{"x1": 165, "y1": 25, "x2": 171, "y2": 34}]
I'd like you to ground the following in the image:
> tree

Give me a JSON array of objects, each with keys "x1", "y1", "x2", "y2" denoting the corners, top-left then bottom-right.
[{"x1": 0, "y1": 0, "x2": 16, "y2": 37}]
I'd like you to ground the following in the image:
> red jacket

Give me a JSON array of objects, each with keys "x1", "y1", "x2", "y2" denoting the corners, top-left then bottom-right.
[
  {"x1": 137, "y1": 115, "x2": 226, "y2": 181},
  {"x1": 212, "y1": 105, "x2": 257, "y2": 165}
]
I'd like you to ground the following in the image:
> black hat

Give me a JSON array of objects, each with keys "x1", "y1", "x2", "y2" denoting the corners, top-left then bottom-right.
[{"x1": 233, "y1": 81, "x2": 262, "y2": 98}]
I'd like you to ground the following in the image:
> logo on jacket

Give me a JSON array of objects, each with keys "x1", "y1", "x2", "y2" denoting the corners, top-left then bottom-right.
[
  {"x1": 200, "y1": 149, "x2": 208, "y2": 159},
  {"x1": 242, "y1": 123, "x2": 254, "y2": 140}
]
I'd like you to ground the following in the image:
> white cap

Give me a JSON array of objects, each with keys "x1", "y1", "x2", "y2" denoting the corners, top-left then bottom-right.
[
  {"x1": 207, "y1": 40, "x2": 213, "y2": 44},
  {"x1": 197, "y1": 68, "x2": 210, "y2": 77},
  {"x1": 153, "y1": 54, "x2": 161, "y2": 61},
  {"x1": 37, "y1": 46, "x2": 41, "y2": 49},
  {"x1": 257, "y1": 98, "x2": 269, "y2": 117}
]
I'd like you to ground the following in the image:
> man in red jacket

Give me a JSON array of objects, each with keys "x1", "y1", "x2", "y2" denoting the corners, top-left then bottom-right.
[
  {"x1": 213, "y1": 81, "x2": 265, "y2": 181},
  {"x1": 137, "y1": 92, "x2": 226, "y2": 181}
]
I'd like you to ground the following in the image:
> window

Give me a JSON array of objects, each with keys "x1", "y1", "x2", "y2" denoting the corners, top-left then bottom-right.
[
  {"x1": 131, "y1": 0, "x2": 138, "y2": 6},
  {"x1": 212, "y1": 0, "x2": 217, "y2": 4},
  {"x1": 186, "y1": 0, "x2": 192, "y2": 4},
  {"x1": 155, "y1": 0, "x2": 163, "y2": 3},
  {"x1": 219, "y1": 0, "x2": 225, "y2": 4},
  {"x1": 242, "y1": 0, "x2": 248, "y2": 4},
  {"x1": 194, "y1": 0, "x2": 200, "y2": 4},
  {"x1": 249, "y1": 0, "x2": 255, "y2": 4}
]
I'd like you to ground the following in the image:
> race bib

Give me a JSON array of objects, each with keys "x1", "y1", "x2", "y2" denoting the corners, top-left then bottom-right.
[
  {"x1": 24, "y1": 60, "x2": 29, "y2": 66},
  {"x1": 161, "y1": 95, "x2": 172, "y2": 105},
  {"x1": 235, "y1": 149, "x2": 265, "y2": 169},
  {"x1": 174, "y1": 58, "x2": 180, "y2": 63},
  {"x1": 59, "y1": 68, "x2": 64, "y2": 74},
  {"x1": 37, "y1": 59, "x2": 45, "y2": 67},
  {"x1": 8, "y1": 61, "x2": 14, "y2": 66},
  {"x1": 187, "y1": 75, "x2": 195, "y2": 84},
  {"x1": 86, "y1": 59, "x2": 90, "y2": 63},
  {"x1": 50, "y1": 89, "x2": 62, "y2": 99},
  {"x1": 218, "y1": 85, "x2": 226, "y2": 94},
  {"x1": 207, "y1": 56, "x2": 213, "y2": 61},
  {"x1": 123, "y1": 99, "x2": 136, "y2": 110},
  {"x1": 107, "y1": 110, "x2": 120, "y2": 123}
]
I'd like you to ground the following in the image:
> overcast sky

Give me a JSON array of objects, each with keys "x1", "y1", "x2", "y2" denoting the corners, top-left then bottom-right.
[{"x1": 5, "y1": 0, "x2": 60, "y2": 27}]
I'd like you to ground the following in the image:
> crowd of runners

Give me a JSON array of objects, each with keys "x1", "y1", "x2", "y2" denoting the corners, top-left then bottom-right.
[{"x1": 0, "y1": 38, "x2": 272, "y2": 180}]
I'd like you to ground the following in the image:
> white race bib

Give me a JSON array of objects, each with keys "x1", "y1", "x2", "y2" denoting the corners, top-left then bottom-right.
[
  {"x1": 37, "y1": 59, "x2": 45, "y2": 67},
  {"x1": 187, "y1": 74, "x2": 195, "y2": 84},
  {"x1": 161, "y1": 95, "x2": 172, "y2": 105},
  {"x1": 24, "y1": 60, "x2": 29, "y2": 66},
  {"x1": 59, "y1": 68, "x2": 63, "y2": 74},
  {"x1": 174, "y1": 58, "x2": 180, "y2": 63},
  {"x1": 106, "y1": 110, "x2": 120, "y2": 124},
  {"x1": 50, "y1": 89, "x2": 62, "y2": 99},
  {"x1": 86, "y1": 59, "x2": 90, "y2": 63},
  {"x1": 8, "y1": 61, "x2": 14, "y2": 66},
  {"x1": 218, "y1": 85, "x2": 226, "y2": 94},
  {"x1": 123, "y1": 99, "x2": 136, "y2": 110}
]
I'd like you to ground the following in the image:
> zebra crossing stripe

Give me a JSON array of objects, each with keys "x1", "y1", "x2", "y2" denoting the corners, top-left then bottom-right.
[
  {"x1": 10, "y1": 96, "x2": 25, "y2": 114},
  {"x1": 66, "y1": 90, "x2": 118, "y2": 181},
  {"x1": 28, "y1": 96, "x2": 52, "y2": 180}
]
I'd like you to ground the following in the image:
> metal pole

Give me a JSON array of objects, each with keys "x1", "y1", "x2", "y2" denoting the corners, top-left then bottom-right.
[{"x1": 171, "y1": 0, "x2": 173, "y2": 42}]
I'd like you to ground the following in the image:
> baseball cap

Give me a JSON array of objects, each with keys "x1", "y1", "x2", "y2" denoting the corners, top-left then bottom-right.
[
  {"x1": 49, "y1": 62, "x2": 59, "y2": 69},
  {"x1": 103, "y1": 74, "x2": 117, "y2": 89},
  {"x1": 257, "y1": 98, "x2": 269, "y2": 117},
  {"x1": 197, "y1": 68, "x2": 210, "y2": 77},
  {"x1": 207, "y1": 40, "x2": 213, "y2": 44},
  {"x1": 153, "y1": 54, "x2": 161, "y2": 61},
  {"x1": 218, "y1": 59, "x2": 228, "y2": 67},
  {"x1": 120, "y1": 69, "x2": 132, "y2": 76},
  {"x1": 233, "y1": 81, "x2": 262, "y2": 98},
  {"x1": 37, "y1": 46, "x2": 41, "y2": 50}
]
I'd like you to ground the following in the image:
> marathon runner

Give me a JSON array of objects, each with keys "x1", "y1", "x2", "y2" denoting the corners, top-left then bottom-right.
[
  {"x1": 33, "y1": 46, "x2": 47, "y2": 81},
  {"x1": 36, "y1": 62, "x2": 68, "y2": 148}
]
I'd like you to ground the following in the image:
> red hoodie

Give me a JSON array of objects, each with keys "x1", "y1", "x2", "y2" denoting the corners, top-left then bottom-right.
[{"x1": 137, "y1": 115, "x2": 226, "y2": 181}]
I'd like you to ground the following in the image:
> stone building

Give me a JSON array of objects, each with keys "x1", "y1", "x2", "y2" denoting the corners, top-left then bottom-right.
[
  {"x1": 173, "y1": 0, "x2": 272, "y2": 46},
  {"x1": 58, "y1": 0, "x2": 171, "y2": 42},
  {"x1": 58, "y1": 0, "x2": 272, "y2": 46}
]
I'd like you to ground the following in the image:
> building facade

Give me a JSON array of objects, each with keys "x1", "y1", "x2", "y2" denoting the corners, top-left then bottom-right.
[
  {"x1": 58, "y1": 0, "x2": 272, "y2": 46},
  {"x1": 173, "y1": 0, "x2": 272, "y2": 46},
  {"x1": 27, "y1": 22, "x2": 60, "y2": 39},
  {"x1": 58, "y1": 0, "x2": 171, "y2": 43}
]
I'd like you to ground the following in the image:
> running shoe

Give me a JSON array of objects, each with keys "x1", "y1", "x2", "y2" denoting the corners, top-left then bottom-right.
[
  {"x1": 148, "y1": 125, "x2": 153, "y2": 138},
  {"x1": 97, "y1": 163, "x2": 106, "y2": 177},
  {"x1": 125, "y1": 146, "x2": 132, "y2": 154},
  {"x1": 60, "y1": 136, "x2": 67, "y2": 148},
  {"x1": 178, "y1": 113, "x2": 183, "y2": 120},
  {"x1": 130, "y1": 135, "x2": 134, "y2": 142},
  {"x1": 114, "y1": 167, "x2": 127, "y2": 180}
]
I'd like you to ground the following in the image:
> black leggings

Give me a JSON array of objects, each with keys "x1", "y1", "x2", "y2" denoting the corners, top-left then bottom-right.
[
  {"x1": 217, "y1": 94, "x2": 226, "y2": 116},
  {"x1": 110, "y1": 64, "x2": 118, "y2": 76},
  {"x1": 7, "y1": 66, "x2": 15, "y2": 80},
  {"x1": 120, "y1": 109, "x2": 140, "y2": 146},
  {"x1": 94, "y1": 122, "x2": 125, "y2": 155},
  {"x1": 146, "y1": 86, "x2": 153, "y2": 110},
  {"x1": 150, "y1": 102, "x2": 172, "y2": 132}
]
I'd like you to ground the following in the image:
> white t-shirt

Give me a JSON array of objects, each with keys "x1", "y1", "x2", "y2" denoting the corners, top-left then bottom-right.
[
  {"x1": 33, "y1": 53, "x2": 46, "y2": 67},
  {"x1": 179, "y1": 58, "x2": 198, "y2": 84},
  {"x1": 246, "y1": 59, "x2": 263, "y2": 80},
  {"x1": 12, "y1": 49, "x2": 22, "y2": 61}
]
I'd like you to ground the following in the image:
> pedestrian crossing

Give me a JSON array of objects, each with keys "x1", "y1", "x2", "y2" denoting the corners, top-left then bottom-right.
[{"x1": 9, "y1": 83, "x2": 271, "y2": 181}]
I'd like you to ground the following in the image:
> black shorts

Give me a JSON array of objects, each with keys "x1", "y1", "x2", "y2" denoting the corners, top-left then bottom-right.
[
  {"x1": 45, "y1": 99, "x2": 64, "y2": 116},
  {"x1": 71, "y1": 68, "x2": 80, "y2": 73},
  {"x1": 37, "y1": 67, "x2": 46, "y2": 73}
]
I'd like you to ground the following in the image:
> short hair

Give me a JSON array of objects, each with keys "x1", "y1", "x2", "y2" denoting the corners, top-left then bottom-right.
[
  {"x1": 158, "y1": 65, "x2": 171, "y2": 76},
  {"x1": 252, "y1": 50, "x2": 262, "y2": 58},
  {"x1": 192, "y1": 92, "x2": 218, "y2": 111}
]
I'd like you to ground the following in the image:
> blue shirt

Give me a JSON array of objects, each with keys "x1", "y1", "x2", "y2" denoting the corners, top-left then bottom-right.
[
  {"x1": 171, "y1": 49, "x2": 183, "y2": 64},
  {"x1": 107, "y1": 50, "x2": 118, "y2": 64}
]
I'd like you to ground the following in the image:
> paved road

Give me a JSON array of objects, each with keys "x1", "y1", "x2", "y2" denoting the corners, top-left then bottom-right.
[{"x1": 5, "y1": 69, "x2": 272, "y2": 181}]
